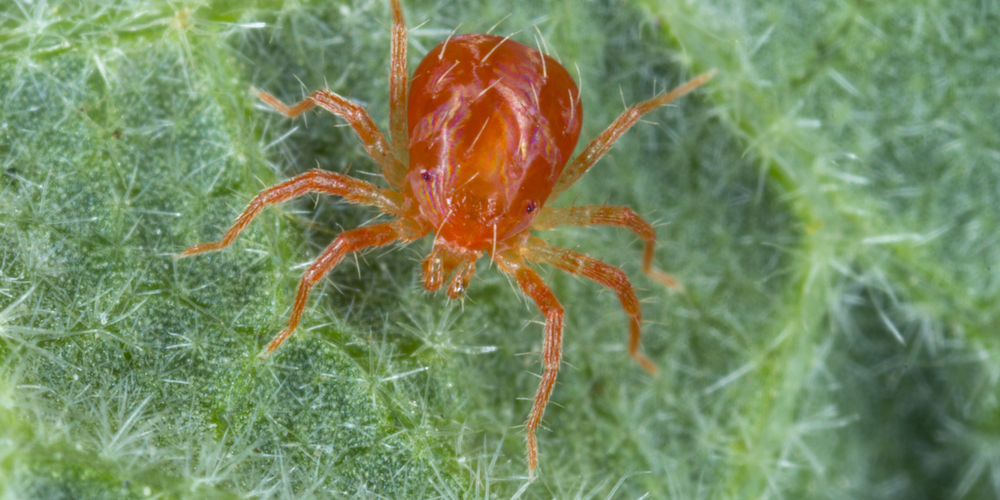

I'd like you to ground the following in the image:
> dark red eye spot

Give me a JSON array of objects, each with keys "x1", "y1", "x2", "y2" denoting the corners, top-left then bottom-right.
[
  {"x1": 421, "y1": 171, "x2": 432, "y2": 181},
  {"x1": 525, "y1": 201, "x2": 536, "y2": 213}
]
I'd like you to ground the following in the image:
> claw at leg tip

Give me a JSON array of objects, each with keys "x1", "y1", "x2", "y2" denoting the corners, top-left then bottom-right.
[
  {"x1": 174, "y1": 246, "x2": 199, "y2": 260},
  {"x1": 635, "y1": 353, "x2": 658, "y2": 376},
  {"x1": 259, "y1": 340, "x2": 279, "y2": 360}
]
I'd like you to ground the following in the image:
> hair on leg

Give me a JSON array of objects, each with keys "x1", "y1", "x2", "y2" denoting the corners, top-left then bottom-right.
[
  {"x1": 180, "y1": 169, "x2": 402, "y2": 257},
  {"x1": 522, "y1": 237, "x2": 657, "y2": 375},
  {"x1": 532, "y1": 205, "x2": 683, "y2": 290},
  {"x1": 257, "y1": 90, "x2": 409, "y2": 191},
  {"x1": 494, "y1": 251, "x2": 564, "y2": 481}
]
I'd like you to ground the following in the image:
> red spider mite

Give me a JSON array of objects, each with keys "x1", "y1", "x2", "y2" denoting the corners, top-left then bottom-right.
[{"x1": 180, "y1": 0, "x2": 712, "y2": 480}]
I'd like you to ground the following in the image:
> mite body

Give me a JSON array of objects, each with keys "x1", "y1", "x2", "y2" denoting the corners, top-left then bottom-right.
[
  {"x1": 406, "y1": 33, "x2": 582, "y2": 251},
  {"x1": 181, "y1": 0, "x2": 712, "y2": 479}
]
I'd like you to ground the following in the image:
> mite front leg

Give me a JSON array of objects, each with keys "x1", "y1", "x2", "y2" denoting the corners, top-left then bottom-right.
[
  {"x1": 532, "y1": 205, "x2": 683, "y2": 290},
  {"x1": 522, "y1": 237, "x2": 657, "y2": 375},
  {"x1": 262, "y1": 219, "x2": 428, "y2": 357},
  {"x1": 495, "y1": 252, "x2": 564, "y2": 481},
  {"x1": 179, "y1": 169, "x2": 401, "y2": 257},
  {"x1": 257, "y1": 90, "x2": 409, "y2": 191}
]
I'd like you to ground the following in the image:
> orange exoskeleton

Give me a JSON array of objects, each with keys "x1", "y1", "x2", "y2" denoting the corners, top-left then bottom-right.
[{"x1": 180, "y1": 0, "x2": 712, "y2": 480}]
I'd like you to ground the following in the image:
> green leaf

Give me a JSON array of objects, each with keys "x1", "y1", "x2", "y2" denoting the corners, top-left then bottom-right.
[{"x1": 1, "y1": 0, "x2": 996, "y2": 498}]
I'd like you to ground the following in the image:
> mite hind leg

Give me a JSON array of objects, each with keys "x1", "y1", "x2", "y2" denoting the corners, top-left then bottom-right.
[
  {"x1": 522, "y1": 237, "x2": 657, "y2": 375},
  {"x1": 550, "y1": 70, "x2": 715, "y2": 198},
  {"x1": 388, "y1": 0, "x2": 409, "y2": 163},
  {"x1": 256, "y1": 89, "x2": 408, "y2": 190}
]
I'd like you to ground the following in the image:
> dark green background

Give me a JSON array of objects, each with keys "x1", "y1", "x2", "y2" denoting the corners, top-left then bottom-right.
[{"x1": 1, "y1": 0, "x2": 997, "y2": 498}]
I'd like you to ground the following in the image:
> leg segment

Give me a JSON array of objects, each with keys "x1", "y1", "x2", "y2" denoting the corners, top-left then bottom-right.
[
  {"x1": 531, "y1": 205, "x2": 683, "y2": 290},
  {"x1": 262, "y1": 218, "x2": 428, "y2": 357},
  {"x1": 550, "y1": 71, "x2": 716, "y2": 198},
  {"x1": 522, "y1": 237, "x2": 658, "y2": 375},
  {"x1": 389, "y1": 0, "x2": 409, "y2": 164},
  {"x1": 180, "y1": 169, "x2": 403, "y2": 257},
  {"x1": 420, "y1": 242, "x2": 480, "y2": 298},
  {"x1": 494, "y1": 252, "x2": 563, "y2": 481},
  {"x1": 257, "y1": 90, "x2": 409, "y2": 191}
]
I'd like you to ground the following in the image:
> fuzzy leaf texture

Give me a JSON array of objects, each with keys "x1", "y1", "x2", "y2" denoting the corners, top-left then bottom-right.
[{"x1": 1, "y1": 0, "x2": 997, "y2": 498}]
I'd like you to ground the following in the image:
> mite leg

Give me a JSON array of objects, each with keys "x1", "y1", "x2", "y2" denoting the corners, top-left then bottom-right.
[
  {"x1": 532, "y1": 205, "x2": 683, "y2": 290},
  {"x1": 550, "y1": 70, "x2": 715, "y2": 198},
  {"x1": 180, "y1": 169, "x2": 402, "y2": 257},
  {"x1": 388, "y1": 0, "x2": 409, "y2": 164},
  {"x1": 522, "y1": 237, "x2": 657, "y2": 375},
  {"x1": 494, "y1": 252, "x2": 564, "y2": 481},
  {"x1": 262, "y1": 219, "x2": 427, "y2": 357},
  {"x1": 257, "y1": 90, "x2": 408, "y2": 191}
]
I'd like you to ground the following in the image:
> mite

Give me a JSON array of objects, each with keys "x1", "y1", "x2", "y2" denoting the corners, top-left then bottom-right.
[{"x1": 180, "y1": 0, "x2": 712, "y2": 479}]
